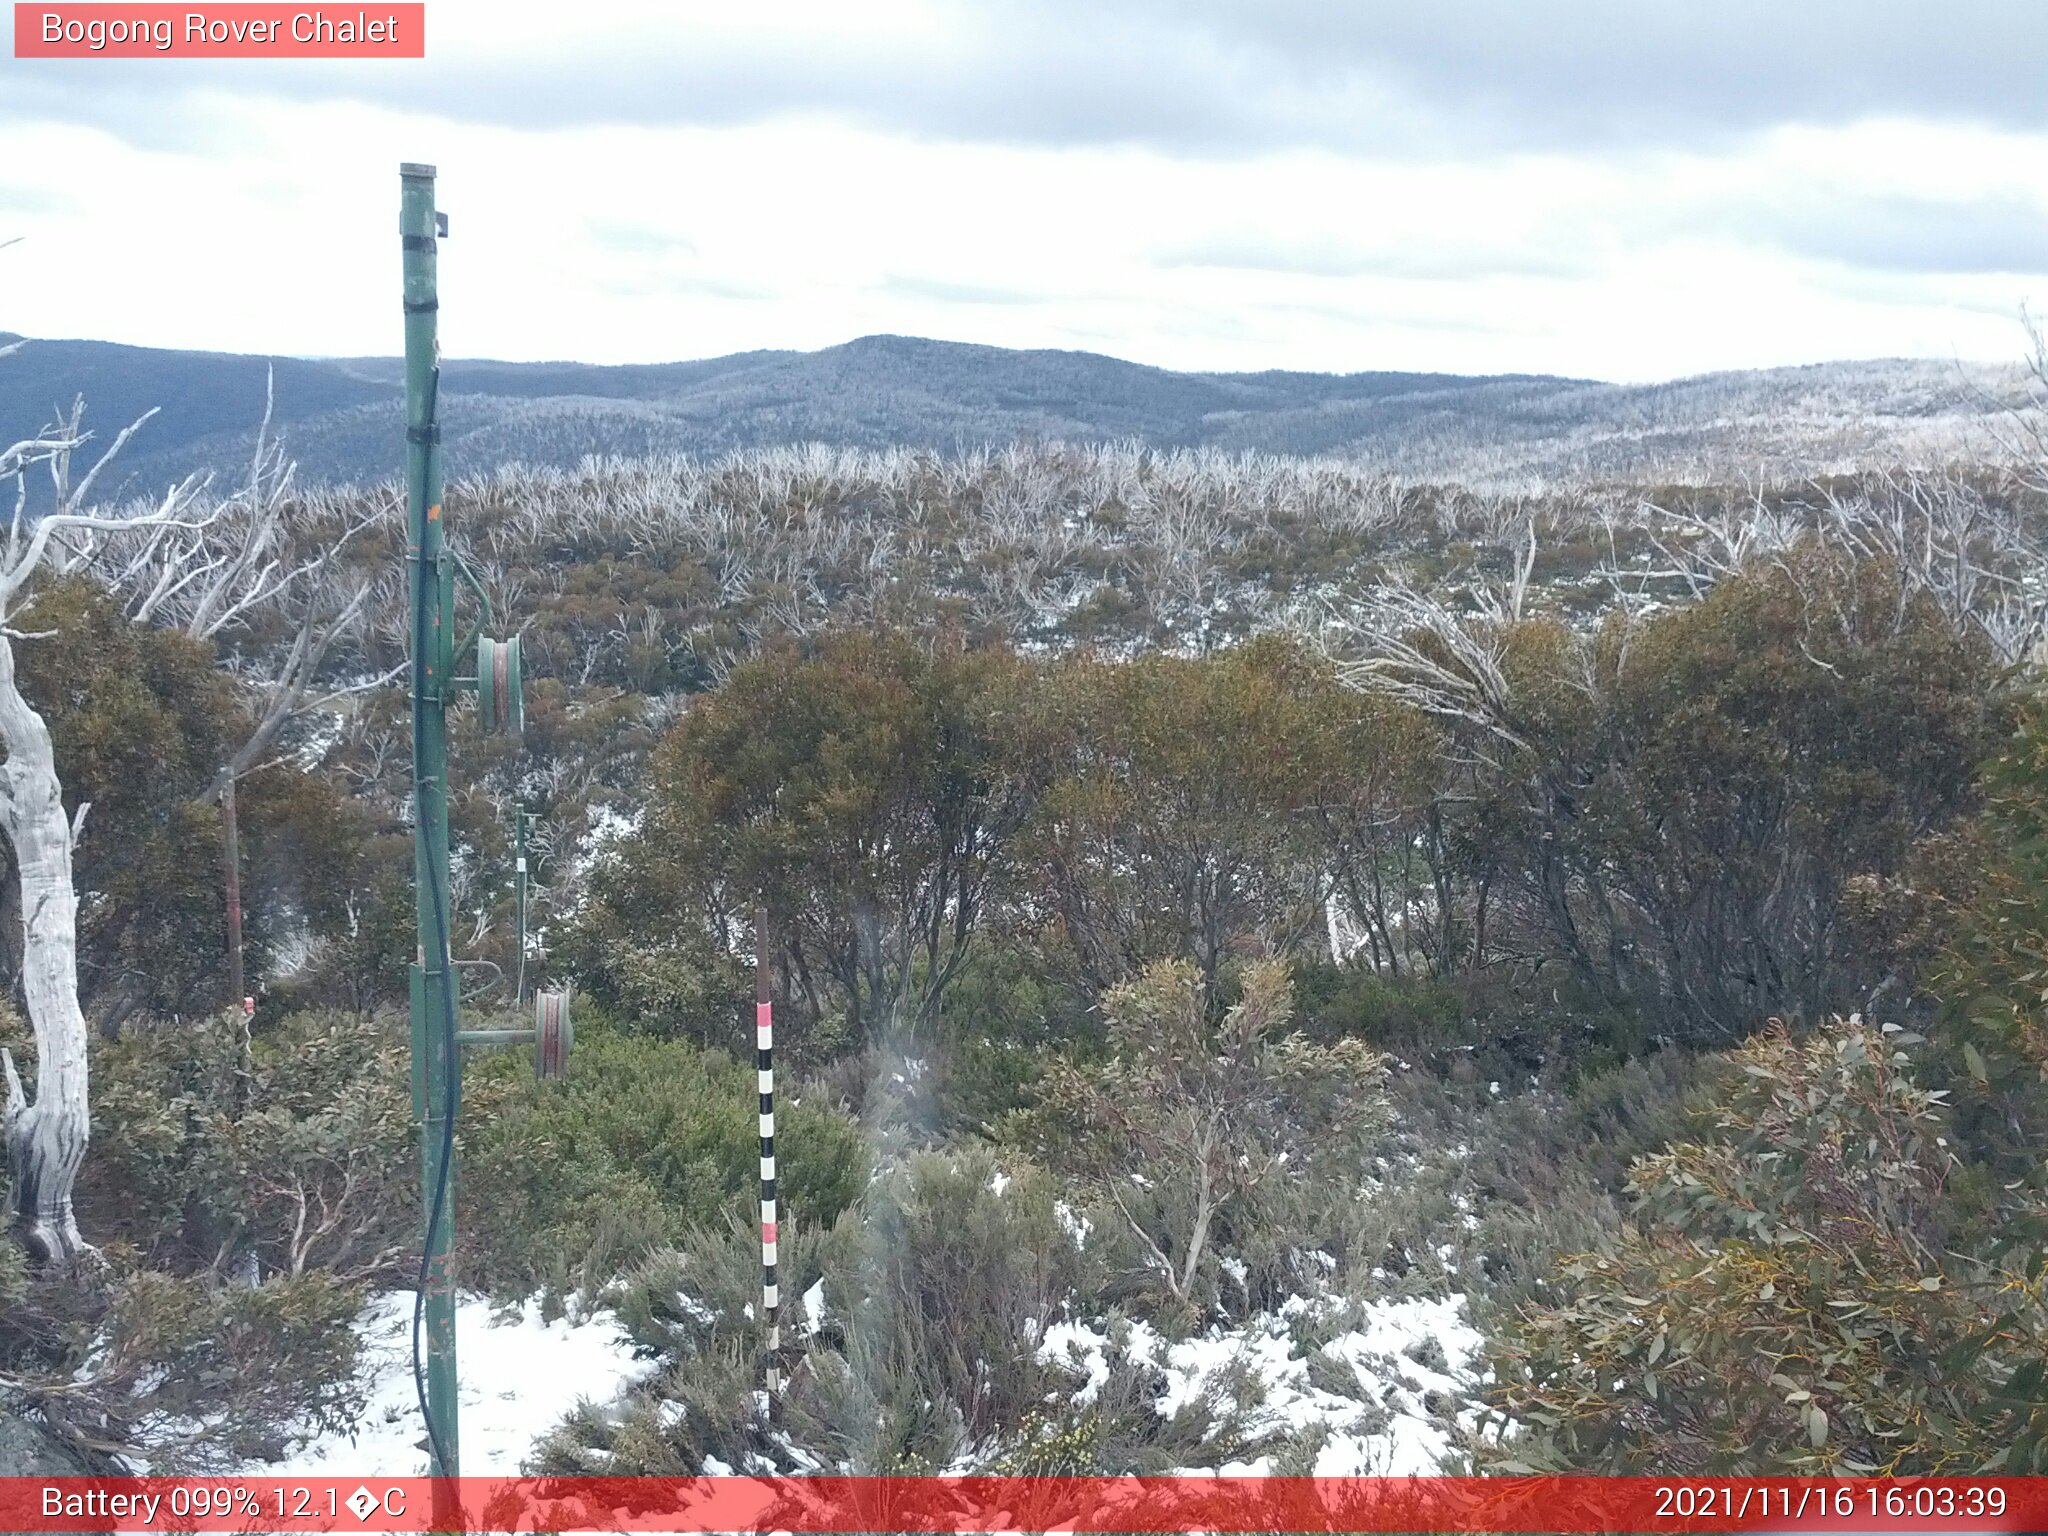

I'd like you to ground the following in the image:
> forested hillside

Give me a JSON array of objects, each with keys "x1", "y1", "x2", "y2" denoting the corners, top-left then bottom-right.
[
  {"x1": 0, "y1": 331, "x2": 2027, "y2": 500},
  {"x1": 1, "y1": 379, "x2": 2046, "y2": 1477}
]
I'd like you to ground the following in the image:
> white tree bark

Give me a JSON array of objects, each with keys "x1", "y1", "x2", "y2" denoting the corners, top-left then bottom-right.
[
  {"x1": 0, "y1": 367, "x2": 393, "y2": 1271},
  {"x1": 0, "y1": 628, "x2": 91, "y2": 1266},
  {"x1": 0, "y1": 372, "x2": 215, "y2": 1270}
]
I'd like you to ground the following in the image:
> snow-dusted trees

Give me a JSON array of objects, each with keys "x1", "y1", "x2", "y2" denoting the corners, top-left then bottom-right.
[
  {"x1": 0, "y1": 355, "x2": 393, "y2": 1266},
  {"x1": 1609, "y1": 471, "x2": 2048, "y2": 666},
  {"x1": 1325, "y1": 506, "x2": 2006, "y2": 1041},
  {"x1": 50, "y1": 376, "x2": 396, "y2": 1008}
]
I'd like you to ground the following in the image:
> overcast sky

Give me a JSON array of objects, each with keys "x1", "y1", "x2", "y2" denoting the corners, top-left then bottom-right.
[{"x1": 4, "y1": 0, "x2": 2048, "y2": 381}]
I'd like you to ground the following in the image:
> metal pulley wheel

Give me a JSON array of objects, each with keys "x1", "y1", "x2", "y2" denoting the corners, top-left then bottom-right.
[
  {"x1": 534, "y1": 987, "x2": 572, "y2": 1080},
  {"x1": 477, "y1": 635, "x2": 524, "y2": 735}
]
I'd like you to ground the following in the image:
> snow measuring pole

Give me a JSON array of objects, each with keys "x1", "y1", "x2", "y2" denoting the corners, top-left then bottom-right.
[
  {"x1": 756, "y1": 908, "x2": 781, "y2": 1408},
  {"x1": 402, "y1": 164, "x2": 569, "y2": 1496}
]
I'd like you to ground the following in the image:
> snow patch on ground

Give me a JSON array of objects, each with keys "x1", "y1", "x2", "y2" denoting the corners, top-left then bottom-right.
[
  {"x1": 800, "y1": 1278, "x2": 828, "y2": 1338},
  {"x1": 242, "y1": 1292, "x2": 652, "y2": 1476},
  {"x1": 1038, "y1": 1293, "x2": 1482, "y2": 1476},
  {"x1": 252, "y1": 1281, "x2": 1480, "y2": 1480},
  {"x1": 1053, "y1": 1200, "x2": 1092, "y2": 1247}
]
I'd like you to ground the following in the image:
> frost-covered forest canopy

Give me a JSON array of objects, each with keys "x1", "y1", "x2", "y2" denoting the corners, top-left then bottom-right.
[
  {"x1": 2, "y1": 336, "x2": 2048, "y2": 1480},
  {"x1": 1, "y1": 330, "x2": 2040, "y2": 498}
]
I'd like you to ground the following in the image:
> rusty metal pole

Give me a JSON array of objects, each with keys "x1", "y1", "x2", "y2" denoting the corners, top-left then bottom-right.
[{"x1": 220, "y1": 777, "x2": 244, "y2": 1010}]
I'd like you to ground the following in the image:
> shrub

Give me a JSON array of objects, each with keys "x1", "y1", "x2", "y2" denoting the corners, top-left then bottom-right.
[
  {"x1": 1353, "y1": 552, "x2": 2004, "y2": 1043},
  {"x1": 1360, "y1": 1053, "x2": 1709, "y2": 1339},
  {"x1": 0, "y1": 1255, "x2": 364, "y2": 1473},
  {"x1": 84, "y1": 1003, "x2": 869, "y2": 1306},
  {"x1": 461, "y1": 1024, "x2": 868, "y2": 1301},
  {"x1": 81, "y1": 1265, "x2": 365, "y2": 1470},
  {"x1": 541, "y1": 1146, "x2": 1084, "y2": 1474},
  {"x1": 1928, "y1": 695, "x2": 2048, "y2": 1180},
  {"x1": 547, "y1": 903, "x2": 750, "y2": 1048},
  {"x1": 1029, "y1": 959, "x2": 1387, "y2": 1319},
  {"x1": 928, "y1": 939, "x2": 1096, "y2": 1134},
  {"x1": 0, "y1": 1009, "x2": 396, "y2": 1469},
  {"x1": 624, "y1": 634, "x2": 1051, "y2": 1045},
  {"x1": 1478, "y1": 1019, "x2": 2048, "y2": 1474},
  {"x1": 1020, "y1": 637, "x2": 1358, "y2": 1002},
  {"x1": 539, "y1": 1146, "x2": 1275, "y2": 1476},
  {"x1": 1571, "y1": 556, "x2": 1999, "y2": 1040},
  {"x1": 77, "y1": 1008, "x2": 415, "y2": 1284},
  {"x1": 82, "y1": 1003, "x2": 867, "y2": 1307},
  {"x1": 1291, "y1": 963, "x2": 1466, "y2": 1051}
]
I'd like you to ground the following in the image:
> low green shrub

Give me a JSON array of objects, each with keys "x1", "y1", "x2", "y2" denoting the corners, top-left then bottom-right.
[
  {"x1": 1477, "y1": 1019, "x2": 2048, "y2": 1475},
  {"x1": 1290, "y1": 960, "x2": 1652, "y2": 1082},
  {"x1": 461, "y1": 1022, "x2": 868, "y2": 1302},
  {"x1": 927, "y1": 941, "x2": 1096, "y2": 1134},
  {"x1": 540, "y1": 1147, "x2": 1072, "y2": 1474},
  {"x1": 539, "y1": 1146, "x2": 1278, "y2": 1476},
  {"x1": 0, "y1": 1255, "x2": 364, "y2": 1474},
  {"x1": 79, "y1": 1008, "x2": 415, "y2": 1284},
  {"x1": 0, "y1": 1009, "x2": 398, "y2": 1469},
  {"x1": 1291, "y1": 962, "x2": 1467, "y2": 1048},
  {"x1": 1027, "y1": 959, "x2": 1387, "y2": 1323},
  {"x1": 546, "y1": 901, "x2": 751, "y2": 1048}
]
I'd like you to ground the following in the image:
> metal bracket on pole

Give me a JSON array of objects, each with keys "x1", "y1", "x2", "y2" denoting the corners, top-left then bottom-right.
[{"x1": 454, "y1": 987, "x2": 572, "y2": 1081}]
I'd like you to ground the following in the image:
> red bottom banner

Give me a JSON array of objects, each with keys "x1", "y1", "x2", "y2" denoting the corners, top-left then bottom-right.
[{"x1": 5, "y1": 1475, "x2": 2044, "y2": 1533}]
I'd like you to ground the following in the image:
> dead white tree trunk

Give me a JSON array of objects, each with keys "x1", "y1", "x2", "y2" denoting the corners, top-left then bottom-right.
[
  {"x1": 0, "y1": 625, "x2": 91, "y2": 1266},
  {"x1": 0, "y1": 382, "x2": 213, "y2": 1269}
]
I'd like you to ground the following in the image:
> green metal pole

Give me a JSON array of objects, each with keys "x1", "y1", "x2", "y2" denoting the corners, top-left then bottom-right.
[{"x1": 401, "y1": 161, "x2": 461, "y2": 1487}]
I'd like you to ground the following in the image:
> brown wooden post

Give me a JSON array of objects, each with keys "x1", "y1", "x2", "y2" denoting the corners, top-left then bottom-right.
[{"x1": 221, "y1": 777, "x2": 244, "y2": 1012}]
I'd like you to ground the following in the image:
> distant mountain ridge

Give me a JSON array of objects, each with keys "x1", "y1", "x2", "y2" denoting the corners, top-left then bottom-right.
[{"x1": 0, "y1": 331, "x2": 2020, "y2": 497}]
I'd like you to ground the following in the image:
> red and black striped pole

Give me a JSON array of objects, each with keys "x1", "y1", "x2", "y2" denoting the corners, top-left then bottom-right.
[{"x1": 755, "y1": 907, "x2": 780, "y2": 1402}]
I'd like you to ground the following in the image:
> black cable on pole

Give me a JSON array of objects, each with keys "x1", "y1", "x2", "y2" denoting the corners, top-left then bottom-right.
[{"x1": 409, "y1": 363, "x2": 459, "y2": 1483}]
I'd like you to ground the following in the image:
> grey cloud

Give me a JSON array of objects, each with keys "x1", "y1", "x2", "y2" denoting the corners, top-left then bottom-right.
[
  {"x1": 1112, "y1": 0, "x2": 2048, "y2": 150},
  {"x1": 1158, "y1": 235, "x2": 1592, "y2": 282},
  {"x1": 879, "y1": 276, "x2": 1045, "y2": 306},
  {"x1": 1737, "y1": 191, "x2": 2048, "y2": 276},
  {"x1": 7, "y1": 2, "x2": 2048, "y2": 160},
  {"x1": 0, "y1": 72, "x2": 218, "y2": 149},
  {"x1": 0, "y1": 19, "x2": 1341, "y2": 157},
  {"x1": 587, "y1": 221, "x2": 699, "y2": 259}
]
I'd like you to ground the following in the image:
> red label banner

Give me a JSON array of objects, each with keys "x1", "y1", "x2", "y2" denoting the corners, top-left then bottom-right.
[
  {"x1": 14, "y1": 4, "x2": 425, "y2": 57},
  {"x1": 1, "y1": 1475, "x2": 2043, "y2": 1532}
]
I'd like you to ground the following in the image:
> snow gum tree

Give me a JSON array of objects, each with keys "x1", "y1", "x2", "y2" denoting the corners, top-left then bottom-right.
[
  {"x1": 0, "y1": 584, "x2": 94, "y2": 1266},
  {"x1": 0, "y1": 374, "x2": 211, "y2": 1268},
  {"x1": 0, "y1": 352, "x2": 393, "y2": 1268}
]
